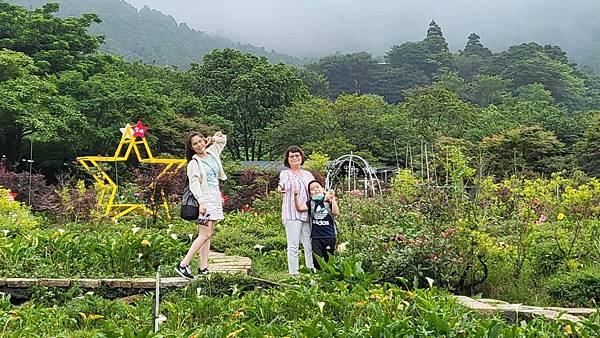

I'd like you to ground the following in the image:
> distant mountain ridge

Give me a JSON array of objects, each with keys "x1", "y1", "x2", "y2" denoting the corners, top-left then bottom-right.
[{"x1": 7, "y1": 0, "x2": 303, "y2": 68}]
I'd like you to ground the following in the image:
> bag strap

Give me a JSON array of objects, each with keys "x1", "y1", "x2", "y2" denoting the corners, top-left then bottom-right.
[{"x1": 201, "y1": 153, "x2": 218, "y2": 177}]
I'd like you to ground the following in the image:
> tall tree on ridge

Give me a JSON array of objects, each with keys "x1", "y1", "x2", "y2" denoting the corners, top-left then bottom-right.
[{"x1": 462, "y1": 33, "x2": 492, "y2": 58}]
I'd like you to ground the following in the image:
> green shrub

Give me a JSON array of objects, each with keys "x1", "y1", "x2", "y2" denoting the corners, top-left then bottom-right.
[
  {"x1": 547, "y1": 267, "x2": 600, "y2": 306},
  {"x1": 303, "y1": 151, "x2": 329, "y2": 173},
  {"x1": 0, "y1": 187, "x2": 38, "y2": 234},
  {"x1": 390, "y1": 168, "x2": 417, "y2": 202}
]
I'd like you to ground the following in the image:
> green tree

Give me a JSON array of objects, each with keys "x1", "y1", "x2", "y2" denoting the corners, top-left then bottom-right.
[
  {"x1": 0, "y1": 57, "x2": 82, "y2": 162},
  {"x1": 433, "y1": 71, "x2": 466, "y2": 95},
  {"x1": 400, "y1": 86, "x2": 477, "y2": 142},
  {"x1": 464, "y1": 74, "x2": 511, "y2": 107},
  {"x1": 462, "y1": 33, "x2": 492, "y2": 58},
  {"x1": 331, "y1": 94, "x2": 393, "y2": 161},
  {"x1": 480, "y1": 126, "x2": 565, "y2": 177},
  {"x1": 307, "y1": 52, "x2": 378, "y2": 98},
  {"x1": 261, "y1": 98, "x2": 340, "y2": 158},
  {"x1": 0, "y1": 2, "x2": 103, "y2": 74},
  {"x1": 262, "y1": 94, "x2": 412, "y2": 164},
  {"x1": 62, "y1": 69, "x2": 172, "y2": 154},
  {"x1": 502, "y1": 53, "x2": 586, "y2": 107},
  {"x1": 481, "y1": 43, "x2": 587, "y2": 107},
  {"x1": 574, "y1": 113, "x2": 600, "y2": 176},
  {"x1": 456, "y1": 54, "x2": 487, "y2": 81},
  {"x1": 0, "y1": 48, "x2": 36, "y2": 80},
  {"x1": 386, "y1": 20, "x2": 455, "y2": 79},
  {"x1": 190, "y1": 48, "x2": 308, "y2": 160},
  {"x1": 295, "y1": 67, "x2": 330, "y2": 98},
  {"x1": 370, "y1": 63, "x2": 429, "y2": 103}
]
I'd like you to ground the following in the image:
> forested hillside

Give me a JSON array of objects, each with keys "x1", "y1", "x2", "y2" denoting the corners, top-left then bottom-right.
[{"x1": 7, "y1": 0, "x2": 301, "y2": 68}]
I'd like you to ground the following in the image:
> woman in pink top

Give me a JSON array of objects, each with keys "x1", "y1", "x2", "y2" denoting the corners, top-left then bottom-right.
[{"x1": 277, "y1": 146, "x2": 315, "y2": 275}]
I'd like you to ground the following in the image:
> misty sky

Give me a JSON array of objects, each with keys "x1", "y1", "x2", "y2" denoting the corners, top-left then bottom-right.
[{"x1": 125, "y1": 0, "x2": 600, "y2": 59}]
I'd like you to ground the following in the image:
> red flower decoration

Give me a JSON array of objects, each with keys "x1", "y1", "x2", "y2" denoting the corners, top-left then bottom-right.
[
  {"x1": 7, "y1": 191, "x2": 17, "y2": 202},
  {"x1": 241, "y1": 204, "x2": 251, "y2": 212},
  {"x1": 132, "y1": 121, "x2": 148, "y2": 138},
  {"x1": 221, "y1": 192, "x2": 229, "y2": 206}
]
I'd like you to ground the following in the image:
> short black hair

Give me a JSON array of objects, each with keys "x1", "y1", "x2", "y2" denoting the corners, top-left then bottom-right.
[{"x1": 307, "y1": 180, "x2": 324, "y2": 191}]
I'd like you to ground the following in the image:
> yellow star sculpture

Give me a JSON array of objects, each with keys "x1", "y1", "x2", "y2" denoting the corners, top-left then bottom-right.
[{"x1": 77, "y1": 121, "x2": 187, "y2": 220}]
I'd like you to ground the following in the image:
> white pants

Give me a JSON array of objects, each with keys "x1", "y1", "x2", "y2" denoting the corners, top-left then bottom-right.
[{"x1": 283, "y1": 220, "x2": 314, "y2": 274}]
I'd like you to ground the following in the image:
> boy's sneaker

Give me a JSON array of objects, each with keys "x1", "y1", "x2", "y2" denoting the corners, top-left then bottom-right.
[
  {"x1": 174, "y1": 264, "x2": 194, "y2": 280},
  {"x1": 198, "y1": 267, "x2": 210, "y2": 276}
]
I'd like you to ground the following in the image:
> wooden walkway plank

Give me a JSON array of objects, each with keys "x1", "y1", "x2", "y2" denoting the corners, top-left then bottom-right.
[
  {"x1": 454, "y1": 295, "x2": 588, "y2": 324},
  {"x1": 0, "y1": 251, "x2": 251, "y2": 291}
]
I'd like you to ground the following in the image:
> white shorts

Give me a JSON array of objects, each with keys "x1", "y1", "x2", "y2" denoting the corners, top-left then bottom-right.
[{"x1": 202, "y1": 185, "x2": 224, "y2": 221}]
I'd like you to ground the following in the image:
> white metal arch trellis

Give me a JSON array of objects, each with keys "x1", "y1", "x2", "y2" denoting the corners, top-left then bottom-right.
[{"x1": 325, "y1": 153, "x2": 382, "y2": 196}]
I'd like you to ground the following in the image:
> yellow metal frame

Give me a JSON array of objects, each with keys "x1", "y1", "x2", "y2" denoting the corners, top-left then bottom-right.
[{"x1": 77, "y1": 123, "x2": 187, "y2": 220}]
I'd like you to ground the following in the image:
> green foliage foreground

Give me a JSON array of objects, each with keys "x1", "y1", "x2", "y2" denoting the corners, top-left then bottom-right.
[{"x1": 2, "y1": 260, "x2": 599, "y2": 337}]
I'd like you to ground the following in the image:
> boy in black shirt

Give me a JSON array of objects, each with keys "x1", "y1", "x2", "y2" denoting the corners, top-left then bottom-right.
[{"x1": 293, "y1": 180, "x2": 339, "y2": 269}]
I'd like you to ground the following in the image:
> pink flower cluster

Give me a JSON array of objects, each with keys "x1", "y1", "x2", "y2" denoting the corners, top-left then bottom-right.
[{"x1": 534, "y1": 214, "x2": 547, "y2": 225}]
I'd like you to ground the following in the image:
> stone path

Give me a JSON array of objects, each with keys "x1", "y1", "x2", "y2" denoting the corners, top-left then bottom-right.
[
  {"x1": 0, "y1": 251, "x2": 251, "y2": 291},
  {"x1": 454, "y1": 295, "x2": 597, "y2": 324}
]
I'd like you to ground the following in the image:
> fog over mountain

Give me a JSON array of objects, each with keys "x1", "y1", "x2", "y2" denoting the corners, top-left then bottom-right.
[{"x1": 125, "y1": 0, "x2": 600, "y2": 64}]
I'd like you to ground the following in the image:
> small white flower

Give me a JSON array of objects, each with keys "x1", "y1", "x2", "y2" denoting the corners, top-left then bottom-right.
[
  {"x1": 170, "y1": 233, "x2": 178, "y2": 240},
  {"x1": 317, "y1": 301, "x2": 325, "y2": 313},
  {"x1": 1, "y1": 229, "x2": 9, "y2": 236},
  {"x1": 86, "y1": 291, "x2": 94, "y2": 296},
  {"x1": 425, "y1": 277, "x2": 434, "y2": 289},
  {"x1": 337, "y1": 242, "x2": 349, "y2": 253},
  {"x1": 196, "y1": 287, "x2": 202, "y2": 297},
  {"x1": 138, "y1": 253, "x2": 143, "y2": 259},
  {"x1": 57, "y1": 229, "x2": 65, "y2": 235},
  {"x1": 131, "y1": 227, "x2": 141, "y2": 234},
  {"x1": 188, "y1": 233, "x2": 194, "y2": 240},
  {"x1": 253, "y1": 244, "x2": 265, "y2": 251},
  {"x1": 167, "y1": 223, "x2": 174, "y2": 229},
  {"x1": 156, "y1": 314, "x2": 167, "y2": 324}
]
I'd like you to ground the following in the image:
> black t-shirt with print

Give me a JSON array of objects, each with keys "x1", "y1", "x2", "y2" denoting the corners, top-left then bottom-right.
[{"x1": 306, "y1": 199, "x2": 337, "y2": 239}]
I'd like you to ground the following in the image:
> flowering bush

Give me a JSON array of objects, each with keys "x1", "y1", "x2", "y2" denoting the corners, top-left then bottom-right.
[
  {"x1": 335, "y1": 169, "x2": 600, "y2": 304},
  {"x1": 0, "y1": 162, "x2": 60, "y2": 212},
  {"x1": 0, "y1": 187, "x2": 39, "y2": 234}
]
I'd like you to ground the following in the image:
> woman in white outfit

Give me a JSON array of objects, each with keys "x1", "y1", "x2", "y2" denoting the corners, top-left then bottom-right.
[
  {"x1": 175, "y1": 131, "x2": 227, "y2": 279},
  {"x1": 277, "y1": 145, "x2": 315, "y2": 276}
]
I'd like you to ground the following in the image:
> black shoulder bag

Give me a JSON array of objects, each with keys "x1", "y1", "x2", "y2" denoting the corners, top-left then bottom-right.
[{"x1": 180, "y1": 159, "x2": 200, "y2": 220}]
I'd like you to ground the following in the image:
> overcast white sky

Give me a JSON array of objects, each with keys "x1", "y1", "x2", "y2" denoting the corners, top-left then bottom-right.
[{"x1": 125, "y1": 0, "x2": 600, "y2": 58}]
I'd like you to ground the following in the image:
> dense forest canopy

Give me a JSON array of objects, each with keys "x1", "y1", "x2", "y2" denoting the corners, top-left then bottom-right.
[
  {"x1": 0, "y1": 1, "x2": 599, "y2": 179},
  {"x1": 124, "y1": 0, "x2": 600, "y2": 74}
]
